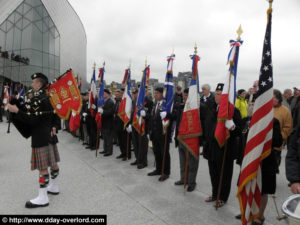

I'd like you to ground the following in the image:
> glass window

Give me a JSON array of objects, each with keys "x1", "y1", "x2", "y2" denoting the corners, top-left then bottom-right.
[
  {"x1": 55, "y1": 37, "x2": 59, "y2": 56},
  {"x1": 6, "y1": 28, "x2": 14, "y2": 51},
  {"x1": 31, "y1": 24, "x2": 42, "y2": 51},
  {"x1": 49, "y1": 54, "x2": 54, "y2": 69},
  {"x1": 0, "y1": 30, "x2": 5, "y2": 48},
  {"x1": 43, "y1": 31, "x2": 49, "y2": 53},
  {"x1": 13, "y1": 28, "x2": 22, "y2": 50},
  {"x1": 21, "y1": 24, "x2": 32, "y2": 49},
  {"x1": 43, "y1": 53, "x2": 49, "y2": 68},
  {"x1": 49, "y1": 35, "x2": 55, "y2": 55},
  {"x1": 0, "y1": 22, "x2": 6, "y2": 32},
  {"x1": 31, "y1": 50, "x2": 42, "y2": 66},
  {"x1": 55, "y1": 56, "x2": 60, "y2": 70},
  {"x1": 16, "y1": 3, "x2": 23, "y2": 14}
]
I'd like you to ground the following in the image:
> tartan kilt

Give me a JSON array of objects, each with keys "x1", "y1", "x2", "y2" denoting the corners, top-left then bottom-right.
[{"x1": 31, "y1": 144, "x2": 60, "y2": 171}]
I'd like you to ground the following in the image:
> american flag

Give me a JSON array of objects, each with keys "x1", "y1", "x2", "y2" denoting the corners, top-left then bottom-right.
[
  {"x1": 162, "y1": 54, "x2": 175, "y2": 133},
  {"x1": 237, "y1": 8, "x2": 274, "y2": 225}
]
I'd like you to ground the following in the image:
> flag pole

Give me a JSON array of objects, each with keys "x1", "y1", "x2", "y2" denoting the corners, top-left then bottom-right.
[{"x1": 215, "y1": 26, "x2": 243, "y2": 210}]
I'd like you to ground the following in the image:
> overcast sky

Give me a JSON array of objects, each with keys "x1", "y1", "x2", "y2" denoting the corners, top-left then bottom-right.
[{"x1": 68, "y1": 0, "x2": 300, "y2": 91}]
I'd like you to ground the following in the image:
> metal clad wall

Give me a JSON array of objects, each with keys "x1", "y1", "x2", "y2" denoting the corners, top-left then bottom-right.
[
  {"x1": 0, "y1": 0, "x2": 87, "y2": 89},
  {"x1": 42, "y1": 0, "x2": 87, "y2": 89}
]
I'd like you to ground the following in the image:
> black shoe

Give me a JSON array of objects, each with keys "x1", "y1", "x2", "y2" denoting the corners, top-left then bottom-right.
[
  {"x1": 174, "y1": 180, "x2": 184, "y2": 185},
  {"x1": 85, "y1": 146, "x2": 91, "y2": 149},
  {"x1": 82, "y1": 142, "x2": 88, "y2": 145},
  {"x1": 90, "y1": 147, "x2": 96, "y2": 151},
  {"x1": 103, "y1": 153, "x2": 112, "y2": 157},
  {"x1": 99, "y1": 151, "x2": 106, "y2": 154},
  {"x1": 187, "y1": 184, "x2": 196, "y2": 192},
  {"x1": 235, "y1": 214, "x2": 241, "y2": 220},
  {"x1": 137, "y1": 164, "x2": 147, "y2": 169},
  {"x1": 130, "y1": 160, "x2": 137, "y2": 165},
  {"x1": 25, "y1": 201, "x2": 49, "y2": 208},
  {"x1": 116, "y1": 154, "x2": 124, "y2": 159},
  {"x1": 158, "y1": 174, "x2": 169, "y2": 182},
  {"x1": 147, "y1": 170, "x2": 160, "y2": 176}
]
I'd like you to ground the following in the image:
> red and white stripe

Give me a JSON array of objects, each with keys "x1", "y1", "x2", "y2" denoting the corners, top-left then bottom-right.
[{"x1": 2, "y1": 85, "x2": 9, "y2": 111}]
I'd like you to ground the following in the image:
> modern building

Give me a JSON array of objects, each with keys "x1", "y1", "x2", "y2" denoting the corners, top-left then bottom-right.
[{"x1": 0, "y1": 0, "x2": 87, "y2": 94}]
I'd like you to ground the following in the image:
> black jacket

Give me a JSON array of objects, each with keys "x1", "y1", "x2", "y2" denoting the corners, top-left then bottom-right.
[
  {"x1": 12, "y1": 88, "x2": 60, "y2": 148},
  {"x1": 101, "y1": 98, "x2": 115, "y2": 130},
  {"x1": 202, "y1": 104, "x2": 243, "y2": 162}
]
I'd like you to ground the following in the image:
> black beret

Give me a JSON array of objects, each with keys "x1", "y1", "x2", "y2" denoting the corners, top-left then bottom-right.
[
  {"x1": 215, "y1": 83, "x2": 224, "y2": 92},
  {"x1": 121, "y1": 88, "x2": 125, "y2": 91},
  {"x1": 104, "y1": 89, "x2": 111, "y2": 94},
  {"x1": 155, "y1": 87, "x2": 163, "y2": 93},
  {"x1": 31, "y1": 73, "x2": 48, "y2": 84},
  {"x1": 184, "y1": 88, "x2": 189, "y2": 94}
]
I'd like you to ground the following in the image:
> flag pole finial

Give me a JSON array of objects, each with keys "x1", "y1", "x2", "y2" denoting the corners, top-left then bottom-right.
[
  {"x1": 194, "y1": 42, "x2": 198, "y2": 54},
  {"x1": 267, "y1": 0, "x2": 273, "y2": 9},
  {"x1": 145, "y1": 57, "x2": 147, "y2": 67},
  {"x1": 237, "y1": 25, "x2": 243, "y2": 41},
  {"x1": 93, "y1": 62, "x2": 96, "y2": 69}
]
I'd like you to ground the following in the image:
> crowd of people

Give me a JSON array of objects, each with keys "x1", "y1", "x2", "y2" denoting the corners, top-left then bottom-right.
[
  {"x1": 2, "y1": 75, "x2": 300, "y2": 224},
  {"x1": 0, "y1": 46, "x2": 30, "y2": 65}
]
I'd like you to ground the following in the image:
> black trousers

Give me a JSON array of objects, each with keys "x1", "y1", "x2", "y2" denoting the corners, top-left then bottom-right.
[
  {"x1": 152, "y1": 135, "x2": 170, "y2": 175},
  {"x1": 102, "y1": 128, "x2": 113, "y2": 154},
  {"x1": 208, "y1": 157, "x2": 234, "y2": 202},
  {"x1": 178, "y1": 143, "x2": 199, "y2": 185},
  {"x1": 116, "y1": 128, "x2": 126, "y2": 156},
  {"x1": 132, "y1": 130, "x2": 149, "y2": 166}
]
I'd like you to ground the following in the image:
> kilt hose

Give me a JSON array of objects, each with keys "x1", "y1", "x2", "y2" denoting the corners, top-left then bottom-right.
[{"x1": 31, "y1": 144, "x2": 60, "y2": 171}]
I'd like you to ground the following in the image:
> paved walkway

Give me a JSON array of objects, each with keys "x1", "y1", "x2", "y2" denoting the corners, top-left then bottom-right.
[{"x1": 0, "y1": 122, "x2": 291, "y2": 224}]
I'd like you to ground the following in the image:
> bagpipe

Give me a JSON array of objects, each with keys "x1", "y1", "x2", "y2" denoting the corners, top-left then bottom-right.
[{"x1": 7, "y1": 69, "x2": 82, "y2": 136}]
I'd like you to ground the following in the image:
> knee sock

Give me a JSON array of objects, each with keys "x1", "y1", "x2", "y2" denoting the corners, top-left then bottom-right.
[
  {"x1": 50, "y1": 168, "x2": 59, "y2": 179},
  {"x1": 39, "y1": 174, "x2": 49, "y2": 188}
]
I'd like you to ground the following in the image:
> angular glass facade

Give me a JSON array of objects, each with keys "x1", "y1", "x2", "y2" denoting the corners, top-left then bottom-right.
[{"x1": 0, "y1": 0, "x2": 60, "y2": 89}]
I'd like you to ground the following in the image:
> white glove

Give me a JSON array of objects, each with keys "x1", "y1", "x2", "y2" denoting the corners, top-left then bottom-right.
[
  {"x1": 82, "y1": 112, "x2": 87, "y2": 117},
  {"x1": 126, "y1": 125, "x2": 132, "y2": 133},
  {"x1": 140, "y1": 110, "x2": 146, "y2": 117},
  {"x1": 98, "y1": 107, "x2": 103, "y2": 114},
  {"x1": 225, "y1": 119, "x2": 235, "y2": 130},
  {"x1": 92, "y1": 104, "x2": 96, "y2": 109},
  {"x1": 160, "y1": 111, "x2": 167, "y2": 120}
]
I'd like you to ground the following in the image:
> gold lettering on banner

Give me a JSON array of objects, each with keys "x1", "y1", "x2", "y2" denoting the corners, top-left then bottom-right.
[
  {"x1": 187, "y1": 111, "x2": 193, "y2": 131},
  {"x1": 69, "y1": 85, "x2": 79, "y2": 100},
  {"x1": 52, "y1": 93, "x2": 61, "y2": 105},
  {"x1": 60, "y1": 87, "x2": 69, "y2": 99}
]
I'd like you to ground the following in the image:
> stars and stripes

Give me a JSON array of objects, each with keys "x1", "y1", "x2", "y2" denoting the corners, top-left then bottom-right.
[
  {"x1": 214, "y1": 39, "x2": 242, "y2": 147},
  {"x1": 162, "y1": 54, "x2": 175, "y2": 133},
  {"x1": 177, "y1": 49, "x2": 202, "y2": 159},
  {"x1": 118, "y1": 68, "x2": 132, "y2": 128},
  {"x1": 237, "y1": 7, "x2": 274, "y2": 225}
]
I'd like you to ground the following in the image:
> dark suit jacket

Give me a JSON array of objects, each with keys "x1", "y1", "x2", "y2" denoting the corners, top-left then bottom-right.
[{"x1": 101, "y1": 98, "x2": 115, "y2": 130}]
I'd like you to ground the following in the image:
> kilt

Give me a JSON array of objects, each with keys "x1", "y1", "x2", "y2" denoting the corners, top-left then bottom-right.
[{"x1": 31, "y1": 144, "x2": 60, "y2": 171}]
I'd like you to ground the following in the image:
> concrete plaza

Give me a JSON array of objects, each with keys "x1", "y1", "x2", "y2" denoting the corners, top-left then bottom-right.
[{"x1": 0, "y1": 122, "x2": 291, "y2": 225}]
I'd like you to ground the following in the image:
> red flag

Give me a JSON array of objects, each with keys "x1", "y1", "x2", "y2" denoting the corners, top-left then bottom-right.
[
  {"x1": 69, "y1": 111, "x2": 81, "y2": 132},
  {"x1": 49, "y1": 70, "x2": 82, "y2": 119},
  {"x1": 95, "y1": 112, "x2": 102, "y2": 129}
]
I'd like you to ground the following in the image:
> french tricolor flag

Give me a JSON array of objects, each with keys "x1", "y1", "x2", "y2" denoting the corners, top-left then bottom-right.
[
  {"x1": 177, "y1": 52, "x2": 202, "y2": 159},
  {"x1": 214, "y1": 40, "x2": 242, "y2": 147}
]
